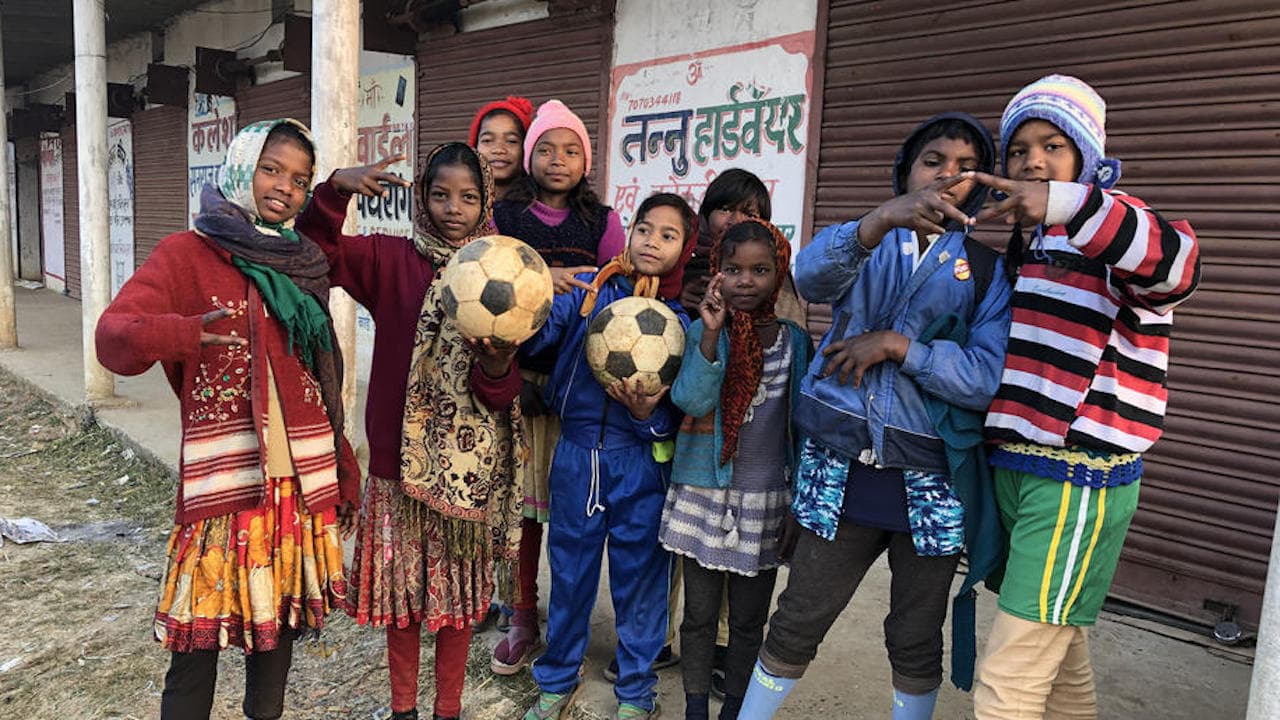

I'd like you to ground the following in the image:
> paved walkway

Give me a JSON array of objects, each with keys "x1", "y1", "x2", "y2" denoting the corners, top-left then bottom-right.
[{"x1": 0, "y1": 285, "x2": 1255, "y2": 719}]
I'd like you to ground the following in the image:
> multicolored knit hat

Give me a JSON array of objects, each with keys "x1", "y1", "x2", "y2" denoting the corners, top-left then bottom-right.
[
  {"x1": 523, "y1": 99, "x2": 592, "y2": 177},
  {"x1": 468, "y1": 95, "x2": 534, "y2": 148},
  {"x1": 1000, "y1": 75, "x2": 1121, "y2": 188}
]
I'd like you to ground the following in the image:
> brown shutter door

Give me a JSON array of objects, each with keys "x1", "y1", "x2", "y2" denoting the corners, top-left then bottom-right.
[
  {"x1": 814, "y1": 0, "x2": 1280, "y2": 629},
  {"x1": 416, "y1": 11, "x2": 611, "y2": 176},
  {"x1": 132, "y1": 106, "x2": 188, "y2": 267},
  {"x1": 61, "y1": 125, "x2": 79, "y2": 300},
  {"x1": 237, "y1": 75, "x2": 312, "y2": 129}
]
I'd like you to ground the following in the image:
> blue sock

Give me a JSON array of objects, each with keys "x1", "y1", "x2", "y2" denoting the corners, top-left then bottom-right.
[
  {"x1": 736, "y1": 661, "x2": 798, "y2": 720},
  {"x1": 891, "y1": 687, "x2": 939, "y2": 720}
]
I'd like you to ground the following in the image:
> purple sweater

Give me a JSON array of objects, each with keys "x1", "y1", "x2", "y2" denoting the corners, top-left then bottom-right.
[{"x1": 297, "y1": 179, "x2": 521, "y2": 481}]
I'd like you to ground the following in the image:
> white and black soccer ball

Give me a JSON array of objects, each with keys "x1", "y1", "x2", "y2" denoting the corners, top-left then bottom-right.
[
  {"x1": 441, "y1": 235, "x2": 554, "y2": 345},
  {"x1": 585, "y1": 296, "x2": 685, "y2": 395}
]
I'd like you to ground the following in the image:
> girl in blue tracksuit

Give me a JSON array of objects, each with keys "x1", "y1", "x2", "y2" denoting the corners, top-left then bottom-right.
[
  {"x1": 738, "y1": 113, "x2": 1012, "y2": 720},
  {"x1": 520, "y1": 193, "x2": 697, "y2": 720}
]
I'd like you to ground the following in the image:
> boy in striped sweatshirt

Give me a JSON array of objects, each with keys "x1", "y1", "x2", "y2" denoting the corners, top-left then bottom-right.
[{"x1": 969, "y1": 75, "x2": 1200, "y2": 719}]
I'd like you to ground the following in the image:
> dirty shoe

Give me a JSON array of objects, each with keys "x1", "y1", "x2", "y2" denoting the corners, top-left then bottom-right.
[
  {"x1": 614, "y1": 701, "x2": 662, "y2": 719},
  {"x1": 523, "y1": 686, "x2": 580, "y2": 720},
  {"x1": 491, "y1": 607, "x2": 543, "y2": 675}
]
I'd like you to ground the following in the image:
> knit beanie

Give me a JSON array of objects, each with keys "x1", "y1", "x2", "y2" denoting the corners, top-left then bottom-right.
[
  {"x1": 523, "y1": 99, "x2": 592, "y2": 176},
  {"x1": 1000, "y1": 74, "x2": 1121, "y2": 189},
  {"x1": 468, "y1": 96, "x2": 534, "y2": 148}
]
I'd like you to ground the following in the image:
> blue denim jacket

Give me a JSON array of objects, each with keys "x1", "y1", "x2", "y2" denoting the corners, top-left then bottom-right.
[{"x1": 793, "y1": 220, "x2": 1012, "y2": 474}]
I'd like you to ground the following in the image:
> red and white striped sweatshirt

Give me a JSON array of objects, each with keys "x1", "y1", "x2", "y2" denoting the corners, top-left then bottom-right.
[{"x1": 985, "y1": 182, "x2": 1200, "y2": 456}]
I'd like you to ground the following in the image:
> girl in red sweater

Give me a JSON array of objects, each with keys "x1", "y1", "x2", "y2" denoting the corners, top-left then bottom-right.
[
  {"x1": 296, "y1": 142, "x2": 523, "y2": 720},
  {"x1": 96, "y1": 118, "x2": 359, "y2": 720}
]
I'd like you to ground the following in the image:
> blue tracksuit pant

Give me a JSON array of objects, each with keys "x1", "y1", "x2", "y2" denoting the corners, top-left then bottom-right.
[{"x1": 532, "y1": 438, "x2": 670, "y2": 709}]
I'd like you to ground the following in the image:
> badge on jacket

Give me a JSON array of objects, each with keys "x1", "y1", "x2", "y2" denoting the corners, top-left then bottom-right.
[{"x1": 954, "y1": 258, "x2": 971, "y2": 281}]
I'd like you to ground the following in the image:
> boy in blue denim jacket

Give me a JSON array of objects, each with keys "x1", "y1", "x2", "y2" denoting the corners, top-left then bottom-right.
[{"x1": 738, "y1": 113, "x2": 1012, "y2": 720}]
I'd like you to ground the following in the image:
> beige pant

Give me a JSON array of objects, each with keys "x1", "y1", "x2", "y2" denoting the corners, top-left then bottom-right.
[{"x1": 974, "y1": 610, "x2": 1098, "y2": 720}]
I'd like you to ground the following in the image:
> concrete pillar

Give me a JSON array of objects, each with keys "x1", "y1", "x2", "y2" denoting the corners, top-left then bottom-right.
[
  {"x1": 1248, "y1": 505, "x2": 1280, "y2": 718},
  {"x1": 72, "y1": 0, "x2": 114, "y2": 401},
  {"x1": 0, "y1": 20, "x2": 17, "y2": 350},
  {"x1": 310, "y1": 0, "x2": 360, "y2": 428}
]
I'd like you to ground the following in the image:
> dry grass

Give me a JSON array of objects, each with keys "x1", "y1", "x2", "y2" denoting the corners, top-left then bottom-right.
[{"x1": 0, "y1": 369, "x2": 545, "y2": 719}]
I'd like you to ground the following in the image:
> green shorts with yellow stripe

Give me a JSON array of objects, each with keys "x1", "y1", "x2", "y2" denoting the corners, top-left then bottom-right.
[{"x1": 994, "y1": 468, "x2": 1140, "y2": 627}]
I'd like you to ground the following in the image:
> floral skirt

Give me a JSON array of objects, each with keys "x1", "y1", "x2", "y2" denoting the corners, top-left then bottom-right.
[
  {"x1": 349, "y1": 475, "x2": 495, "y2": 632},
  {"x1": 154, "y1": 476, "x2": 347, "y2": 654},
  {"x1": 520, "y1": 370, "x2": 558, "y2": 523}
]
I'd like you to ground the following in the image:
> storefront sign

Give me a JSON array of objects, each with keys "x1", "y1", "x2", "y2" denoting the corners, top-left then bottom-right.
[
  {"x1": 188, "y1": 93, "x2": 236, "y2": 225},
  {"x1": 108, "y1": 119, "x2": 135, "y2": 297},
  {"x1": 39, "y1": 133, "x2": 66, "y2": 292},
  {"x1": 606, "y1": 32, "x2": 816, "y2": 254}
]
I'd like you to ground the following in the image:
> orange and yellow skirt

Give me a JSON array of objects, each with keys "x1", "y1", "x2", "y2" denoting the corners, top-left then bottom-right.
[{"x1": 154, "y1": 476, "x2": 347, "y2": 654}]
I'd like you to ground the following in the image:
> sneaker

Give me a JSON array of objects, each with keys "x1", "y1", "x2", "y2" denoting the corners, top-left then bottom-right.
[
  {"x1": 615, "y1": 701, "x2": 662, "y2": 719},
  {"x1": 709, "y1": 668, "x2": 726, "y2": 700},
  {"x1": 473, "y1": 602, "x2": 502, "y2": 632},
  {"x1": 603, "y1": 644, "x2": 680, "y2": 682},
  {"x1": 523, "y1": 686, "x2": 580, "y2": 720}
]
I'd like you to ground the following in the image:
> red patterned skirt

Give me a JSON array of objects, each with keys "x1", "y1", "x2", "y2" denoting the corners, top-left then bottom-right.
[{"x1": 348, "y1": 475, "x2": 496, "y2": 632}]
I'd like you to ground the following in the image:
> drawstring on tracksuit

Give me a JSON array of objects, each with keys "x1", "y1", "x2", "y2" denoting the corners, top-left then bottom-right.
[
  {"x1": 585, "y1": 399, "x2": 612, "y2": 518},
  {"x1": 586, "y1": 448, "x2": 606, "y2": 518}
]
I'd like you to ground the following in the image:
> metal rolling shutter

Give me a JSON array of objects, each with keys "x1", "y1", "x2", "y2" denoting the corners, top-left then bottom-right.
[
  {"x1": 813, "y1": 0, "x2": 1280, "y2": 628},
  {"x1": 61, "y1": 125, "x2": 79, "y2": 299},
  {"x1": 415, "y1": 10, "x2": 611, "y2": 179},
  {"x1": 237, "y1": 74, "x2": 312, "y2": 129},
  {"x1": 131, "y1": 106, "x2": 188, "y2": 267}
]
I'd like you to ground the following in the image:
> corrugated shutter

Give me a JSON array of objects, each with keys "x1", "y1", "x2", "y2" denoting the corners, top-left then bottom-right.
[
  {"x1": 61, "y1": 125, "x2": 79, "y2": 299},
  {"x1": 416, "y1": 10, "x2": 611, "y2": 178},
  {"x1": 814, "y1": 0, "x2": 1280, "y2": 628},
  {"x1": 237, "y1": 74, "x2": 312, "y2": 129},
  {"x1": 132, "y1": 106, "x2": 188, "y2": 267}
]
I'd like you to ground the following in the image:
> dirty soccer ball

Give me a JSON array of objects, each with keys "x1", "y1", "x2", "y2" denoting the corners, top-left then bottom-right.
[
  {"x1": 441, "y1": 235, "x2": 554, "y2": 345},
  {"x1": 585, "y1": 296, "x2": 685, "y2": 395}
]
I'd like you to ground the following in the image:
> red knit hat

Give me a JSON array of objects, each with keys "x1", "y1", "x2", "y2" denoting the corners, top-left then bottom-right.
[{"x1": 468, "y1": 96, "x2": 534, "y2": 148}]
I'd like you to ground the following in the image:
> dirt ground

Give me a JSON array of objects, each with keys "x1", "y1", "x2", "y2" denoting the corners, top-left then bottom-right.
[
  {"x1": 0, "y1": 369, "x2": 539, "y2": 720},
  {"x1": 0, "y1": 363, "x2": 1256, "y2": 719}
]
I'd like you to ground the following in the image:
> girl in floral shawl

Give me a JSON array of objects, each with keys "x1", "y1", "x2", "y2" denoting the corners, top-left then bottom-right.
[{"x1": 294, "y1": 142, "x2": 525, "y2": 720}]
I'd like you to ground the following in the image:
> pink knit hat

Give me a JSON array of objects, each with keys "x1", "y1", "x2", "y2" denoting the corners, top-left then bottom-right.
[{"x1": 523, "y1": 99, "x2": 592, "y2": 176}]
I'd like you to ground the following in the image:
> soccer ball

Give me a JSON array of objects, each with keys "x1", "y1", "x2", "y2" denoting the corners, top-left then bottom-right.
[
  {"x1": 585, "y1": 296, "x2": 685, "y2": 394},
  {"x1": 441, "y1": 235, "x2": 554, "y2": 345}
]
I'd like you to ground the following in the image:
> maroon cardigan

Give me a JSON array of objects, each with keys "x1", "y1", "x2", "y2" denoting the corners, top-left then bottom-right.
[
  {"x1": 296, "y1": 179, "x2": 521, "y2": 481},
  {"x1": 96, "y1": 231, "x2": 361, "y2": 523}
]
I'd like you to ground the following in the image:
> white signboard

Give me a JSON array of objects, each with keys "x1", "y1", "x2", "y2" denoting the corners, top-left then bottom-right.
[
  {"x1": 7, "y1": 143, "x2": 16, "y2": 276},
  {"x1": 39, "y1": 133, "x2": 66, "y2": 293},
  {"x1": 352, "y1": 51, "x2": 417, "y2": 377},
  {"x1": 108, "y1": 119, "x2": 135, "y2": 297},
  {"x1": 605, "y1": 32, "x2": 816, "y2": 254},
  {"x1": 188, "y1": 93, "x2": 236, "y2": 226}
]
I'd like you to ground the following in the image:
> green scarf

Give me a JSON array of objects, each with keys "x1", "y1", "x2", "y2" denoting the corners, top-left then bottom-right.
[{"x1": 230, "y1": 255, "x2": 333, "y2": 372}]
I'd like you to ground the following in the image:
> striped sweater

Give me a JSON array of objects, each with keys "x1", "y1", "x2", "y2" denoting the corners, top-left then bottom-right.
[{"x1": 985, "y1": 182, "x2": 1200, "y2": 457}]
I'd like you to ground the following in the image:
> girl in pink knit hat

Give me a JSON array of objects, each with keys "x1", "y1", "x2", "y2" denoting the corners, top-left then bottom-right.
[{"x1": 490, "y1": 99, "x2": 629, "y2": 677}]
